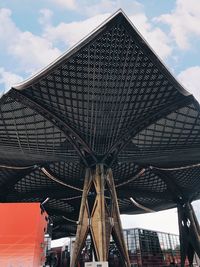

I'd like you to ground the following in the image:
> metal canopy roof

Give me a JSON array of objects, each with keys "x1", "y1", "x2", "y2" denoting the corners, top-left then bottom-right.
[{"x1": 0, "y1": 10, "x2": 200, "y2": 239}]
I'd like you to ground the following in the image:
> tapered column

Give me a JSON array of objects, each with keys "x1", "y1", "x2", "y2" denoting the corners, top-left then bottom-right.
[
  {"x1": 177, "y1": 203, "x2": 187, "y2": 267},
  {"x1": 70, "y1": 169, "x2": 91, "y2": 267},
  {"x1": 90, "y1": 165, "x2": 112, "y2": 261},
  {"x1": 70, "y1": 165, "x2": 130, "y2": 267},
  {"x1": 106, "y1": 169, "x2": 131, "y2": 266},
  {"x1": 177, "y1": 201, "x2": 200, "y2": 267}
]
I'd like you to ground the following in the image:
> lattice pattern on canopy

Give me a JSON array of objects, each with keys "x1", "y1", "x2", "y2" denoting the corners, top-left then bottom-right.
[{"x1": 0, "y1": 10, "x2": 200, "y2": 238}]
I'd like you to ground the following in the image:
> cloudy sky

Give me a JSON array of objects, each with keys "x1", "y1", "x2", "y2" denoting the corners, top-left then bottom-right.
[
  {"x1": 0, "y1": 0, "x2": 200, "y2": 244},
  {"x1": 1, "y1": 0, "x2": 200, "y2": 99}
]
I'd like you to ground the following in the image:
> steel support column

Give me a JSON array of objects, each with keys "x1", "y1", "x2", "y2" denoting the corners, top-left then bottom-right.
[
  {"x1": 177, "y1": 201, "x2": 200, "y2": 267},
  {"x1": 70, "y1": 165, "x2": 130, "y2": 267},
  {"x1": 152, "y1": 169, "x2": 200, "y2": 267}
]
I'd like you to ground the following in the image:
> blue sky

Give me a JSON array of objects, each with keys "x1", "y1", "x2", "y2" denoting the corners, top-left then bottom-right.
[
  {"x1": 0, "y1": 0, "x2": 200, "y2": 242},
  {"x1": 0, "y1": 0, "x2": 200, "y2": 100}
]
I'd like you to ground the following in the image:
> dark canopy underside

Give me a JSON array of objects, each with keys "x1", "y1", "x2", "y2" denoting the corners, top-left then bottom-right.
[{"x1": 0, "y1": 11, "x2": 200, "y2": 239}]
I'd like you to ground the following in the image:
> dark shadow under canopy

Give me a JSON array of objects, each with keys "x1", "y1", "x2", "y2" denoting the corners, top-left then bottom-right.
[{"x1": 0, "y1": 10, "x2": 200, "y2": 239}]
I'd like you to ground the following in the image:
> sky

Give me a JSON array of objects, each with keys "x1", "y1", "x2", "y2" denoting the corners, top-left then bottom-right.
[{"x1": 0, "y1": 0, "x2": 200, "y2": 245}]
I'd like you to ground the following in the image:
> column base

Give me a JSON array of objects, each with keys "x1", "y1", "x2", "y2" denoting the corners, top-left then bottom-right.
[{"x1": 85, "y1": 262, "x2": 109, "y2": 267}]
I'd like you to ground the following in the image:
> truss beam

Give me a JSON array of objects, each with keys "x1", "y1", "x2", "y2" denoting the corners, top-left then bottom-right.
[
  {"x1": 118, "y1": 147, "x2": 200, "y2": 166},
  {"x1": 103, "y1": 96, "x2": 193, "y2": 166},
  {"x1": 6, "y1": 189, "x2": 82, "y2": 201},
  {"x1": 10, "y1": 89, "x2": 97, "y2": 166},
  {"x1": 117, "y1": 188, "x2": 170, "y2": 200},
  {"x1": 153, "y1": 169, "x2": 184, "y2": 202}
]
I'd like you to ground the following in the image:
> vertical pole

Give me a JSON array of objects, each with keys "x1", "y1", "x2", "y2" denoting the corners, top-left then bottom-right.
[
  {"x1": 177, "y1": 204, "x2": 187, "y2": 267},
  {"x1": 106, "y1": 169, "x2": 131, "y2": 267},
  {"x1": 70, "y1": 169, "x2": 91, "y2": 267},
  {"x1": 90, "y1": 164, "x2": 112, "y2": 261},
  {"x1": 168, "y1": 233, "x2": 175, "y2": 264},
  {"x1": 186, "y1": 202, "x2": 200, "y2": 258},
  {"x1": 177, "y1": 201, "x2": 200, "y2": 267}
]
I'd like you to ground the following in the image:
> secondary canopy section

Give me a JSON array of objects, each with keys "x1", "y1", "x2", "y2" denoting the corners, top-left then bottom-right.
[{"x1": 0, "y1": 11, "x2": 200, "y2": 239}]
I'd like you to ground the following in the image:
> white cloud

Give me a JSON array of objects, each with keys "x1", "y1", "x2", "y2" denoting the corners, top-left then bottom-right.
[
  {"x1": 43, "y1": 0, "x2": 172, "y2": 60},
  {"x1": 79, "y1": 0, "x2": 117, "y2": 17},
  {"x1": 129, "y1": 13, "x2": 172, "y2": 60},
  {"x1": 50, "y1": 0, "x2": 77, "y2": 10},
  {"x1": 41, "y1": 9, "x2": 172, "y2": 60},
  {"x1": 0, "y1": 3, "x2": 173, "y2": 78},
  {"x1": 49, "y1": 0, "x2": 114, "y2": 14},
  {"x1": 121, "y1": 208, "x2": 179, "y2": 234},
  {"x1": 38, "y1": 8, "x2": 53, "y2": 26},
  {"x1": 9, "y1": 31, "x2": 61, "y2": 74},
  {"x1": 49, "y1": 0, "x2": 142, "y2": 16},
  {"x1": 0, "y1": 67, "x2": 23, "y2": 93},
  {"x1": 177, "y1": 66, "x2": 200, "y2": 102},
  {"x1": 156, "y1": 0, "x2": 200, "y2": 50},
  {"x1": 42, "y1": 13, "x2": 110, "y2": 48},
  {"x1": 0, "y1": 9, "x2": 20, "y2": 48},
  {"x1": 0, "y1": 8, "x2": 61, "y2": 74}
]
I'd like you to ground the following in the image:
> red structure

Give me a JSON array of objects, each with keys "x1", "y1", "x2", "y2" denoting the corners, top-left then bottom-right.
[{"x1": 0, "y1": 203, "x2": 48, "y2": 266}]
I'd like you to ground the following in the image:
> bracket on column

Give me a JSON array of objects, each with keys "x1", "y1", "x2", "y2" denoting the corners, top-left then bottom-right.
[{"x1": 70, "y1": 165, "x2": 130, "y2": 267}]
